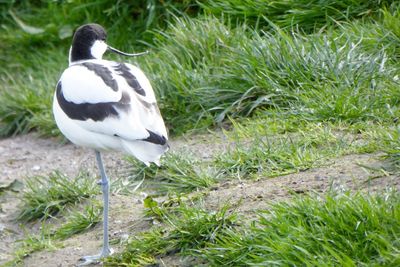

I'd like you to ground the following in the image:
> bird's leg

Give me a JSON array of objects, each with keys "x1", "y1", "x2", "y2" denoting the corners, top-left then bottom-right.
[
  {"x1": 78, "y1": 150, "x2": 113, "y2": 266},
  {"x1": 96, "y1": 150, "x2": 112, "y2": 257}
]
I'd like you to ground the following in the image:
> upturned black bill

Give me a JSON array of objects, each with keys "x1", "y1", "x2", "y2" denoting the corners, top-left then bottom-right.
[{"x1": 108, "y1": 46, "x2": 149, "y2": 57}]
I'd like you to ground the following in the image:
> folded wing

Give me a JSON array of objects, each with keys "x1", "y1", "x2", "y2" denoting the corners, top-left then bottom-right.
[{"x1": 57, "y1": 60, "x2": 168, "y2": 145}]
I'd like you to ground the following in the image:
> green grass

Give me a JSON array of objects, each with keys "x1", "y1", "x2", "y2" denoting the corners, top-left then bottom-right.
[
  {"x1": 54, "y1": 202, "x2": 102, "y2": 240},
  {"x1": 0, "y1": 49, "x2": 65, "y2": 137},
  {"x1": 3, "y1": 224, "x2": 57, "y2": 267},
  {"x1": 214, "y1": 117, "x2": 392, "y2": 178},
  {"x1": 1, "y1": 3, "x2": 399, "y2": 137},
  {"x1": 0, "y1": 1, "x2": 198, "y2": 50},
  {"x1": 126, "y1": 152, "x2": 218, "y2": 194},
  {"x1": 105, "y1": 191, "x2": 400, "y2": 266},
  {"x1": 5, "y1": 200, "x2": 102, "y2": 266},
  {"x1": 124, "y1": 114, "x2": 395, "y2": 184},
  {"x1": 200, "y1": 0, "x2": 398, "y2": 31},
  {"x1": 2, "y1": 2, "x2": 399, "y2": 266},
  {"x1": 341, "y1": 7, "x2": 400, "y2": 57},
  {"x1": 201, "y1": 192, "x2": 400, "y2": 266},
  {"x1": 0, "y1": 1, "x2": 197, "y2": 137},
  {"x1": 138, "y1": 14, "x2": 399, "y2": 133},
  {"x1": 17, "y1": 171, "x2": 98, "y2": 222},
  {"x1": 382, "y1": 126, "x2": 400, "y2": 171},
  {"x1": 143, "y1": 193, "x2": 207, "y2": 222},
  {"x1": 105, "y1": 203, "x2": 237, "y2": 266},
  {"x1": 215, "y1": 131, "x2": 335, "y2": 178}
]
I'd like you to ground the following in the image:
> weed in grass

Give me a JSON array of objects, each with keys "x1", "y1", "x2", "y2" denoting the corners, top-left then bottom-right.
[
  {"x1": 106, "y1": 203, "x2": 237, "y2": 266},
  {"x1": 126, "y1": 153, "x2": 218, "y2": 194},
  {"x1": 54, "y1": 201, "x2": 102, "y2": 240},
  {"x1": 18, "y1": 171, "x2": 98, "y2": 222},
  {"x1": 202, "y1": 191, "x2": 400, "y2": 266}
]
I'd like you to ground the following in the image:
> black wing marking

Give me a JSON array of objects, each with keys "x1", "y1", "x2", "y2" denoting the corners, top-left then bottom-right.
[
  {"x1": 56, "y1": 81, "x2": 130, "y2": 121},
  {"x1": 82, "y1": 62, "x2": 118, "y2": 91},
  {"x1": 143, "y1": 129, "x2": 167, "y2": 145},
  {"x1": 114, "y1": 63, "x2": 146, "y2": 96}
]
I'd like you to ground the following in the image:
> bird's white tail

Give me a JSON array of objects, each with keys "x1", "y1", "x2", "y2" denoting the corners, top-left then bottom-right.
[{"x1": 121, "y1": 140, "x2": 168, "y2": 166}]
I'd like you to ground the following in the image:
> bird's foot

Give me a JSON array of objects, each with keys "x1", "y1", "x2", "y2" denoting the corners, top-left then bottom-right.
[{"x1": 77, "y1": 248, "x2": 113, "y2": 266}]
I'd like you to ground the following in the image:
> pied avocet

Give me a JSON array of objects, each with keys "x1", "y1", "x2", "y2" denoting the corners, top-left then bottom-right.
[{"x1": 53, "y1": 23, "x2": 168, "y2": 265}]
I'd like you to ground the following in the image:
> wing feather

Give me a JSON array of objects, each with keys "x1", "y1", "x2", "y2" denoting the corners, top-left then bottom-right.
[{"x1": 58, "y1": 59, "x2": 168, "y2": 142}]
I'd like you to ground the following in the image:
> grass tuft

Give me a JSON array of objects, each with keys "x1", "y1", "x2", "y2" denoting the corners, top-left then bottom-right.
[
  {"x1": 18, "y1": 171, "x2": 98, "y2": 222},
  {"x1": 202, "y1": 191, "x2": 400, "y2": 266},
  {"x1": 54, "y1": 202, "x2": 102, "y2": 240},
  {"x1": 106, "y1": 203, "x2": 237, "y2": 265},
  {"x1": 143, "y1": 193, "x2": 205, "y2": 221},
  {"x1": 3, "y1": 224, "x2": 56, "y2": 267},
  {"x1": 126, "y1": 152, "x2": 218, "y2": 194}
]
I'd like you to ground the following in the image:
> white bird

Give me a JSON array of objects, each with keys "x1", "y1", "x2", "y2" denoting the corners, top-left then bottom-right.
[{"x1": 53, "y1": 23, "x2": 168, "y2": 265}]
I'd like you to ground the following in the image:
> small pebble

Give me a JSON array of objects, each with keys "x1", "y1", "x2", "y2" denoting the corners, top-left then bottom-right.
[{"x1": 32, "y1": 165, "x2": 41, "y2": 171}]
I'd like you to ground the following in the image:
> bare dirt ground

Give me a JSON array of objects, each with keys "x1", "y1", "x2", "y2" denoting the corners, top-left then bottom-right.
[{"x1": 0, "y1": 133, "x2": 399, "y2": 267}]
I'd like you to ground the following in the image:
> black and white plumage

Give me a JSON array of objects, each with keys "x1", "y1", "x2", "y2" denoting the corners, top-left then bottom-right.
[
  {"x1": 54, "y1": 24, "x2": 168, "y2": 166},
  {"x1": 53, "y1": 23, "x2": 168, "y2": 264}
]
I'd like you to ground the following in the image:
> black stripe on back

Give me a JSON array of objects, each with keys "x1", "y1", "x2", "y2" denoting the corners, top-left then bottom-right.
[
  {"x1": 143, "y1": 129, "x2": 167, "y2": 145},
  {"x1": 56, "y1": 81, "x2": 129, "y2": 121},
  {"x1": 114, "y1": 63, "x2": 146, "y2": 96},
  {"x1": 82, "y1": 62, "x2": 118, "y2": 91}
]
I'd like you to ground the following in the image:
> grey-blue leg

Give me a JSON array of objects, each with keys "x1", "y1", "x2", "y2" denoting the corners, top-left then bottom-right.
[
  {"x1": 96, "y1": 150, "x2": 111, "y2": 256},
  {"x1": 78, "y1": 150, "x2": 112, "y2": 265}
]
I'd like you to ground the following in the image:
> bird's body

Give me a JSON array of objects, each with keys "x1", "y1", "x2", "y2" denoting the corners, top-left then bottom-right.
[
  {"x1": 54, "y1": 58, "x2": 168, "y2": 165},
  {"x1": 53, "y1": 23, "x2": 168, "y2": 265}
]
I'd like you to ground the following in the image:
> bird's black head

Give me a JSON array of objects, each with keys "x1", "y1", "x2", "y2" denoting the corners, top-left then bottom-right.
[
  {"x1": 70, "y1": 23, "x2": 108, "y2": 63},
  {"x1": 69, "y1": 23, "x2": 149, "y2": 64}
]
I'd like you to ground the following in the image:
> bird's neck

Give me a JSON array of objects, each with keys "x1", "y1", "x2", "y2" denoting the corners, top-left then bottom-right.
[{"x1": 69, "y1": 44, "x2": 96, "y2": 65}]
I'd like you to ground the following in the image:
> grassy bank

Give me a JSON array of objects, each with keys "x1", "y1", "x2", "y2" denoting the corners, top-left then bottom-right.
[
  {"x1": 1, "y1": 1, "x2": 399, "y2": 266},
  {"x1": 0, "y1": 1, "x2": 399, "y2": 136}
]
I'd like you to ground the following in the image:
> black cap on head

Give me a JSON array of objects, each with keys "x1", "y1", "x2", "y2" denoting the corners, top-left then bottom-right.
[
  {"x1": 70, "y1": 23, "x2": 107, "y2": 62},
  {"x1": 69, "y1": 23, "x2": 149, "y2": 63},
  {"x1": 73, "y1": 23, "x2": 107, "y2": 43}
]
